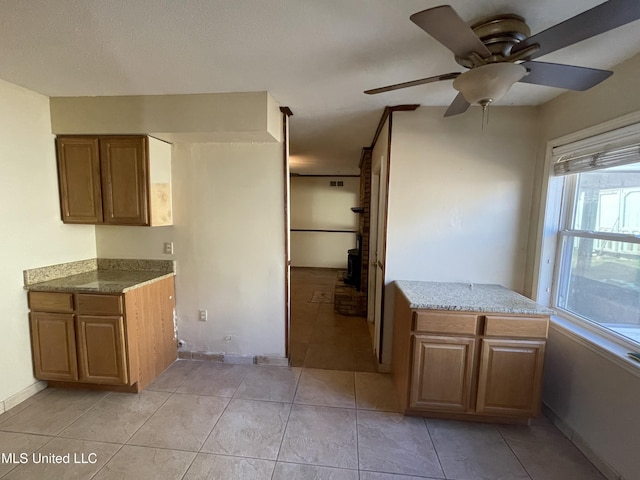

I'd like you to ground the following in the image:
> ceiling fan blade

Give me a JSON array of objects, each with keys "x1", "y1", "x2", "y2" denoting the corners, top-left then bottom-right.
[
  {"x1": 520, "y1": 61, "x2": 612, "y2": 90},
  {"x1": 512, "y1": 0, "x2": 640, "y2": 60},
  {"x1": 410, "y1": 5, "x2": 491, "y2": 59},
  {"x1": 443, "y1": 92, "x2": 470, "y2": 117},
  {"x1": 364, "y1": 72, "x2": 460, "y2": 95}
]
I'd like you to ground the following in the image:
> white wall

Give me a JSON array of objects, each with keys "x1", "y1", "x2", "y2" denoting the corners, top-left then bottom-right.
[
  {"x1": 381, "y1": 106, "x2": 540, "y2": 364},
  {"x1": 290, "y1": 176, "x2": 358, "y2": 268},
  {"x1": 543, "y1": 327, "x2": 640, "y2": 480},
  {"x1": 0, "y1": 79, "x2": 96, "y2": 408},
  {"x1": 96, "y1": 142, "x2": 286, "y2": 358},
  {"x1": 50, "y1": 92, "x2": 281, "y2": 143},
  {"x1": 529, "y1": 53, "x2": 640, "y2": 480}
]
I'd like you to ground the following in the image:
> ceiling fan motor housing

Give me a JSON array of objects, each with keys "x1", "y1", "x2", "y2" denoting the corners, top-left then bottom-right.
[
  {"x1": 455, "y1": 14, "x2": 531, "y2": 68},
  {"x1": 367, "y1": 2, "x2": 637, "y2": 117}
]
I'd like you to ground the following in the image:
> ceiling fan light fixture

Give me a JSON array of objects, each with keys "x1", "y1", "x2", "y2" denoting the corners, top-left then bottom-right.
[{"x1": 453, "y1": 63, "x2": 527, "y2": 106}]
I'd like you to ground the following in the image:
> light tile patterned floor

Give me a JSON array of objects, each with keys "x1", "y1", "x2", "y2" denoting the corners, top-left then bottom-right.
[
  {"x1": 0, "y1": 362, "x2": 607, "y2": 479},
  {"x1": 0, "y1": 267, "x2": 608, "y2": 478}
]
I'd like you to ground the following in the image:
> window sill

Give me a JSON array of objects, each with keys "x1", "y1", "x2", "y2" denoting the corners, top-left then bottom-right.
[{"x1": 550, "y1": 314, "x2": 640, "y2": 379}]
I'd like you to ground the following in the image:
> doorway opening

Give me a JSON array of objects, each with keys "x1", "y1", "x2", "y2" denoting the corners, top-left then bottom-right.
[
  {"x1": 288, "y1": 173, "x2": 377, "y2": 371},
  {"x1": 289, "y1": 267, "x2": 377, "y2": 371}
]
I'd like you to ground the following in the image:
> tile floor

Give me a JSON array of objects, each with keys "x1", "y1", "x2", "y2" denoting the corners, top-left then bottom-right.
[
  {"x1": 0, "y1": 361, "x2": 606, "y2": 479},
  {"x1": 290, "y1": 267, "x2": 378, "y2": 371},
  {"x1": 0, "y1": 268, "x2": 607, "y2": 479}
]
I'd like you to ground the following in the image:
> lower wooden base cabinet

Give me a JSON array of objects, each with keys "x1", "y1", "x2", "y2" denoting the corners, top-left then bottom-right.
[
  {"x1": 29, "y1": 312, "x2": 78, "y2": 382},
  {"x1": 28, "y1": 276, "x2": 177, "y2": 392},
  {"x1": 410, "y1": 335, "x2": 476, "y2": 412},
  {"x1": 76, "y1": 315, "x2": 128, "y2": 385},
  {"x1": 476, "y1": 338, "x2": 546, "y2": 417},
  {"x1": 393, "y1": 289, "x2": 549, "y2": 423}
]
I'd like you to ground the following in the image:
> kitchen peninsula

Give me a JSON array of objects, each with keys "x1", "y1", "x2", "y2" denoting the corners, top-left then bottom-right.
[
  {"x1": 392, "y1": 281, "x2": 552, "y2": 424},
  {"x1": 24, "y1": 258, "x2": 177, "y2": 393}
]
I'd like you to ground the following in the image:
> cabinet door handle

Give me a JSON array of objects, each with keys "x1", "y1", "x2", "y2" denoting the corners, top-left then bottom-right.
[{"x1": 169, "y1": 296, "x2": 173, "y2": 300}]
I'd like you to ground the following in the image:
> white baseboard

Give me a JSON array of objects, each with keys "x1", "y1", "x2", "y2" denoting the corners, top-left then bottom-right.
[
  {"x1": 1, "y1": 380, "x2": 47, "y2": 414},
  {"x1": 177, "y1": 350, "x2": 289, "y2": 367},
  {"x1": 223, "y1": 354, "x2": 255, "y2": 365},
  {"x1": 543, "y1": 404, "x2": 623, "y2": 480},
  {"x1": 256, "y1": 356, "x2": 289, "y2": 366}
]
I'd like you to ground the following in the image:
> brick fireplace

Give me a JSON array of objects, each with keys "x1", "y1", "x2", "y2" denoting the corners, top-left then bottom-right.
[{"x1": 333, "y1": 148, "x2": 371, "y2": 317}]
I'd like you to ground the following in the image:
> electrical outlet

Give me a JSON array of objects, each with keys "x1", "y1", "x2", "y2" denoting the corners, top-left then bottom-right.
[
  {"x1": 163, "y1": 242, "x2": 174, "y2": 255},
  {"x1": 199, "y1": 309, "x2": 207, "y2": 321}
]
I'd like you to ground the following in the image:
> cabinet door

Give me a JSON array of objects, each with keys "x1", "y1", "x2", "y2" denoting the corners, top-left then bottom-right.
[
  {"x1": 410, "y1": 335, "x2": 476, "y2": 412},
  {"x1": 100, "y1": 137, "x2": 149, "y2": 225},
  {"x1": 476, "y1": 338, "x2": 545, "y2": 417},
  {"x1": 29, "y1": 312, "x2": 78, "y2": 381},
  {"x1": 76, "y1": 315, "x2": 129, "y2": 385},
  {"x1": 56, "y1": 137, "x2": 103, "y2": 223}
]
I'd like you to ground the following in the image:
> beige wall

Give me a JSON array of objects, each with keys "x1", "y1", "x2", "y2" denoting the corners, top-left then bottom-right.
[
  {"x1": 50, "y1": 92, "x2": 281, "y2": 143},
  {"x1": 50, "y1": 92, "x2": 287, "y2": 358},
  {"x1": 528, "y1": 52, "x2": 640, "y2": 480},
  {"x1": 96, "y1": 142, "x2": 286, "y2": 358},
  {"x1": 290, "y1": 176, "x2": 359, "y2": 268},
  {"x1": 380, "y1": 106, "x2": 539, "y2": 364},
  {"x1": 544, "y1": 326, "x2": 640, "y2": 480},
  {"x1": 0, "y1": 79, "x2": 96, "y2": 408}
]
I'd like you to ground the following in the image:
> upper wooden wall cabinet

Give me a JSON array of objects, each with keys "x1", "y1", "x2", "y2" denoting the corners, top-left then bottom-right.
[{"x1": 56, "y1": 135, "x2": 172, "y2": 226}]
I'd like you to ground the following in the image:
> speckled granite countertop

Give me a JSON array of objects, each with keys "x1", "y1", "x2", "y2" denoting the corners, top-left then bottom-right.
[
  {"x1": 395, "y1": 281, "x2": 553, "y2": 315},
  {"x1": 24, "y1": 258, "x2": 175, "y2": 294}
]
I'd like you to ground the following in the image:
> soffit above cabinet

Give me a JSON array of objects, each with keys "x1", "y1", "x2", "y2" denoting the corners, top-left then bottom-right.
[{"x1": 49, "y1": 91, "x2": 283, "y2": 143}]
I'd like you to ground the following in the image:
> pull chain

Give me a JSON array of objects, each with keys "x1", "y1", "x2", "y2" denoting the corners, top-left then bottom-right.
[{"x1": 480, "y1": 99, "x2": 492, "y2": 130}]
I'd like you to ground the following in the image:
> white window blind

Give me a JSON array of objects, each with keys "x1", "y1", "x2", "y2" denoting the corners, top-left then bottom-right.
[{"x1": 553, "y1": 122, "x2": 640, "y2": 175}]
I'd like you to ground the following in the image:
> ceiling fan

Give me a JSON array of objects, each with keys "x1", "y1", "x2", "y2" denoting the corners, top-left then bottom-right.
[{"x1": 365, "y1": 0, "x2": 640, "y2": 117}]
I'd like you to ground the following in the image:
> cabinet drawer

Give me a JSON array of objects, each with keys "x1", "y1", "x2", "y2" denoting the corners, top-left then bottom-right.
[
  {"x1": 413, "y1": 311, "x2": 479, "y2": 335},
  {"x1": 76, "y1": 294, "x2": 123, "y2": 315},
  {"x1": 28, "y1": 292, "x2": 74, "y2": 313},
  {"x1": 484, "y1": 315, "x2": 549, "y2": 339}
]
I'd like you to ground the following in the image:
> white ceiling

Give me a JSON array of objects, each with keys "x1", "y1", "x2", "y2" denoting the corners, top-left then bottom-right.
[{"x1": 2, "y1": 0, "x2": 640, "y2": 174}]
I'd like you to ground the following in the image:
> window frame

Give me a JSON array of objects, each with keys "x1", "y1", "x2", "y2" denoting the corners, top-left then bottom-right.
[
  {"x1": 534, "y1": 111, "x2": 640, "y2": 364},
  {"x1": 554, "y1": 173, "x2": 640, "y2": 344}
]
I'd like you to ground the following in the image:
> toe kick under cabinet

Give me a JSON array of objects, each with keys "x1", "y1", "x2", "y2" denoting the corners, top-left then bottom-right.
[
  {"x1": 392, "y1": 287, "x2": 550, "y2": 424},
  {"x1": 27, "y1": 276, "x2": 177, "y2": 392}
]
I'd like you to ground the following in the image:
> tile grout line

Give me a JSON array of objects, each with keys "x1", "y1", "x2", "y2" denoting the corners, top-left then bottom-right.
[
  {"x1": 116, "y1": 366, "x2": 211, "y2": 458},
  {"x1": 355, "y1": 403, "x2": 361, "y2": 477},
  {"x1": 0, "y1": 432, "x2": 58, "y2": 479},
  {"x1": 33, "y1": 390, "x2": 110, "y2": 438},
  {"x1": 269, "y1": 367, "x2": 302, "y2": 479},
  {"x1": 496, "y1": 425, "x2": 535, "y2": 480},
  {"x1": 1, "y1": 387, "x2": 172, "y2": 479},
  {"x1": 351, "y1": 369, "x2": 361, "y2": 477},
  {"x1": 111, "y1": 389, "x2": 184, "y2": 477},
  {"x1": 174, "y1": 394, "x2": 228, "y2": 480},
  {"x1": 58, "y1": 388, "x2": 172, "y2": 443},
  {"x1": 423, "y1": 418, "x2": 448, "y2": 480},
  {"x1": 115, "y1": 388, "x2": 176, "y2": 447},
  {"x1": 114, "y1": 366, "x2": 243, "y2": 480},
  {"x1": 194, "y1": 371, "x2": 245, "y2": 456},
  {"x1": 87, "y1": 442, "x2": 127, "y2": 480}
]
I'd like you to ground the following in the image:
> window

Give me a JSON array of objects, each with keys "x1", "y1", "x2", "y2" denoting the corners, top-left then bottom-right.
[{"x1": 552, "y1": 132, "x2": 640, "y2": 347}]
